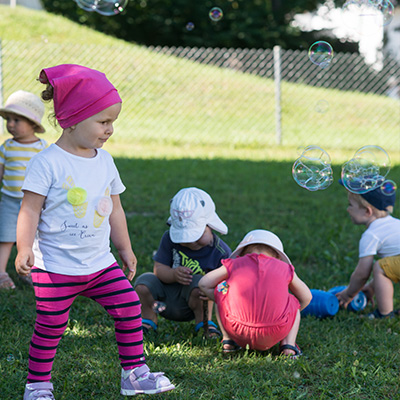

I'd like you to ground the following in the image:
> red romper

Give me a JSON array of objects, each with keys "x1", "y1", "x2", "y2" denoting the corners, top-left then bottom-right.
[{"x1": 215, "y1": 253, "x2": 300, "y2": 351}]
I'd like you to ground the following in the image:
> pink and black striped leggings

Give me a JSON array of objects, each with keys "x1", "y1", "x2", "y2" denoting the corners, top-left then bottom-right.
[{"x1": 27, "y1": 263, "x2": 145, "y2": 383}]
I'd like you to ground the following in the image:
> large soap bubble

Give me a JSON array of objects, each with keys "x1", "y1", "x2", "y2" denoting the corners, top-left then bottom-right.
[
  {"x1": 342, "y1": 0, "x2": 394, "y2": 36},
  {"x1": 341, "y1": 145, "x2": 390, "y2": 194},
  {"x1": 292, "y1": 146, "x2": 333, "y2": 191}
]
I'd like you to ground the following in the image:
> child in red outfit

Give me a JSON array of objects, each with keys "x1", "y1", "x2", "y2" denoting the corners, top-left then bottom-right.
[{"x1": 199, "y1": 229, "x2": 312, "y2": 357}]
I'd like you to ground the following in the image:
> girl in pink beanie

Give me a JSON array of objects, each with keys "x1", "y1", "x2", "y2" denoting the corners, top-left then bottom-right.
[{"x1": 15, "y1": 64, "x2": 174, "y2": 399}]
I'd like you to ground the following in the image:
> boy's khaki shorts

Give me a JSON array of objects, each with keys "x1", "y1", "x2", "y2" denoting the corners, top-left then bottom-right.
[{"x1": 378, "y1": 255, "x2": 400, "y2": 283}]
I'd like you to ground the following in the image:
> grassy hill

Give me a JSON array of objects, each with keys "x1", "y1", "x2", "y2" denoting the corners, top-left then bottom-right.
[{"x1": 0, "y1": 5, "x2": 399, "y2": 163}]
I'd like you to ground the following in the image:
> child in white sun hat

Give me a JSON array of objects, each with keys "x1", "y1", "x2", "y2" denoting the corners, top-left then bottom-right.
[
  {"x1": 134, "y1": 187, "x2": 231, "y2": 337},
  {"x1": 199, "y1": 229, "x2": 312, "y2": 356},
  {"x1": 0, "y1": 90, "x2": 47, "y2": 289}
]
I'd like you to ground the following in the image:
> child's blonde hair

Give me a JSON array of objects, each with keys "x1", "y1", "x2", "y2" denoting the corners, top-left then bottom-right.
[
  {"x1": 348, "y1": 192, "x2": 392, "y2": 217},
  {"x1": 241, "y1": 243, "x2": 280, "y2": 259}
]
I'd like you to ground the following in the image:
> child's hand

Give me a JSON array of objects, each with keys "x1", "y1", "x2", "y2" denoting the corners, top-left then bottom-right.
[
  {"x1": 199, "y1": 289, "x2": 210, "y2": 301},
  {"x1": 173, "y1": 266, "x2": 193, "y2": 285},
  {"x1": 15, "y1": 249, "x2": 34, "y2": 276},
  {"x1": 335, "y1": 289, "x2": 353, "y2": 309},
  {"x1": 119, "y1": 249, "x2": 137, "y2": 281}
]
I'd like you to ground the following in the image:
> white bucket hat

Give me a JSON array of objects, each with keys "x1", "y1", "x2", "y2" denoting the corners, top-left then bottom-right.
[
  {"x1": 0, "y1": 90, "x2": 45, "y2": 133},
  {"x1": 231, "y1": 229, "x2": 291, "y2": 264},
  {"x1": 168, "y1": 187, "x2": 228, "y2": 243}
]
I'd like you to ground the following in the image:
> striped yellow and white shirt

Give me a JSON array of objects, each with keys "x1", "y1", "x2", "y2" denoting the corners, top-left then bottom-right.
[{"x1": 0, "y1": 138, "x2": 48, "y2": 198}]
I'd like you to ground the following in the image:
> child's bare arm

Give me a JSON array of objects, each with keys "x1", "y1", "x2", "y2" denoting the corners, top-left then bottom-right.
[
  {"x1": 154, "y1": 261, "x2": 194, "y2": 285},
  {"x1": 198, "y1": 266, "x2": 228, "y2": 301},
  {"x1": 109, "y1": 194, "x2": 137, "y2": 281},
  {"x1": 289, "y1": 272, "x2": 312, "y2": 311},
  {"x1": 15, "y1": 191, "x2": 45, "y2": 276},
  {"x1": 336, "y1": 255, "x2": 374, "y2": 307}
]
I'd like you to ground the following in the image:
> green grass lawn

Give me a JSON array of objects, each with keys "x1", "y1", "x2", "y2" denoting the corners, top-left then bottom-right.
[
  {"x1": 1, "y1": 152, "x2": 400, "y2": 399},
  {"x1": 0, "y1": 6, "x2": 399, "y2": 151}
]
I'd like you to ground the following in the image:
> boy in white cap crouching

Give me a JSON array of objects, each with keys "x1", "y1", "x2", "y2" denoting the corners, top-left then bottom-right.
[
  {"x1": 134, "y1": 187, "x2": 231, "y2": 337},
  {"x1": 199, "y1": 229, "x2": 312, "y2": 356}
]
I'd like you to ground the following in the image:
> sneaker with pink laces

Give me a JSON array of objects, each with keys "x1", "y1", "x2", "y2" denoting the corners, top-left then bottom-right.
[
  {"x1": 120, "y1": 365, "x2": 175, "y2": 396},
  {"x1": 23, "y1": 382, "x2": 55, "y2": 400}
]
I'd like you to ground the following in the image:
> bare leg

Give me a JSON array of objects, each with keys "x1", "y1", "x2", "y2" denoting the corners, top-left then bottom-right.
[
  {"x1": 0, "y1": 242, "x2": 15, "y2": 289},
  {"x1": 373, "y1": 261, "x2": 393, "y2": 315},
  {"x1": 188, "y1": 287, "x2": 204, "y2": 324},
  {"x1": 279, "y1": 310, "x2": 301, "y2": 356},
  {"x1": 0, "y1": 242, "x2": 14, "y2": 274},
  {"x1": 135, "y1": 284, "x2": 158, "y2": 327}
]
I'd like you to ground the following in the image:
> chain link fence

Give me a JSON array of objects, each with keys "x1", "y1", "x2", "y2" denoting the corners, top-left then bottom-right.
[{"x1": 0, "y1": 39, "x2": 399, "y2": 151}]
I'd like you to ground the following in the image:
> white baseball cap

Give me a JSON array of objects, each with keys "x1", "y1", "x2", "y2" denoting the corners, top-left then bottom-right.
[
  {"x1": 168, "y1": 187, "x2": 228, "y2": 243},
  {"x1": 230, "y1": 229, "x2": 291, "y2": 264},
  {"x1": 0, "y1": 90, "x2": 45, "y2": 133}
]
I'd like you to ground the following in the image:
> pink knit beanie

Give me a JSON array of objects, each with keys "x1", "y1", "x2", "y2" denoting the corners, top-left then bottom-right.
[{"x1": 39, "y1": 64, "x2": 122, "y2": 129}]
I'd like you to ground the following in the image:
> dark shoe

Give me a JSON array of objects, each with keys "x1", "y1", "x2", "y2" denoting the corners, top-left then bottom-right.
[
  {"x1": 194, "y1": 321, "x2": 222, "y2": 338},
  {"x1": 367, "y1": 309, "x2": 394, "y2": 319},
  {"x1": 279, "y1": 344, "x2": 303, "y2": 360},
  {"x1": 221, "y1": 339, "x2": 242, "y2": 354}
]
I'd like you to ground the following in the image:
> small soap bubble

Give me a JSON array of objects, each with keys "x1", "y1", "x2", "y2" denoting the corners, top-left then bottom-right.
[
  {"x1": 293, "y1": 371, "x2": 300, "y2": 379},
  {"x1": 209, "y1": 7, "x2": 223, "y2": 22},
  {"x1": 308, "y1": 41, "x2": 334, "y2": 69},
  {"x1": 380, "y1": 179, "x2": 397, "y2": 195},
  {"x1": 315, "y1": 100, "x2": 329, "y2": 113},
  {"x1": 292, "y1": 146, "x2": 333, "y2": 191},
  {"x1": 7, "y1": 354, "x2": 15, "y2": 363},
  {"x1": 186, "y1": 22, "x2": 195, "y2": 31},
  {"x1": 152, "y1": 301, "x2": 166, "y2": 314}
]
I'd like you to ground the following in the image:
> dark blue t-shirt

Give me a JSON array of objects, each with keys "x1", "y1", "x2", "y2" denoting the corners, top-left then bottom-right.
[{"x1": 153, "y1": 230, "x2": 231, "y2": 275}]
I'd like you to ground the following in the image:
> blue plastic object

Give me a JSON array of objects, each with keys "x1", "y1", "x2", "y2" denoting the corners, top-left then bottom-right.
[
  {"x1": 328, "y1": 285, "x2": 367, "y2": 312},
  {"x1": 301, "y1": 289, "x2": 339, "y2": 318}
]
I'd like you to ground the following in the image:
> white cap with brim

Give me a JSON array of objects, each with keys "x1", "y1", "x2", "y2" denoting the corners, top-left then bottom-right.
[
  {"x1": 231, "y1": 229, "x2": 291, "y2": 264},
  {"x1": 168, "y1": 187, "x2": 228, "y2": 243},
  {"x1": 0, "y1": 90, "x2": 45, "y2": 133}
]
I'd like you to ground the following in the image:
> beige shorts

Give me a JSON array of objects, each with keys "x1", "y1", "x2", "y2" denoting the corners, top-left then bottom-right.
[{"x1": 378, "y1": 255, "x2": 400, "y2": 283}]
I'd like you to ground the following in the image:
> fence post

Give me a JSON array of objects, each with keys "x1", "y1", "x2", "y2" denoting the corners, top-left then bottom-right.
[
  {"x1": 0, "y1": 39, "x2": 3, "y2": 135},
  {"x1": 273, "y1": 45, "x2": 282, "y2": 145}
]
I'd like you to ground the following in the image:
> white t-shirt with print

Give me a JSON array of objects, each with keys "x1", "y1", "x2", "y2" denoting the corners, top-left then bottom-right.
[
  {"x1": 359, "y1": 215, "x2": 400, "y2": 258},
  {"x1": 22, "y1": 144, "x2": 126, "y2": 275}
]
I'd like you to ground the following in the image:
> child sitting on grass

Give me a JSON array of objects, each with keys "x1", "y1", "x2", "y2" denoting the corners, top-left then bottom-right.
[
  {"x1": 335, "y1": 181, "x2": 400, "y2": 319},
  {"x1": 199, "y1": 229, "x2": 312, "y2": 357},
  {"x1": 134, "y1": 187, "x2": 231, "y2": 337}
]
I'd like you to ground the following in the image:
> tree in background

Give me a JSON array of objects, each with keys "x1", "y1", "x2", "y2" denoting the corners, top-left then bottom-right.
[{"x1": 40, "y1": 0, "x2": 357, "y2": 51}]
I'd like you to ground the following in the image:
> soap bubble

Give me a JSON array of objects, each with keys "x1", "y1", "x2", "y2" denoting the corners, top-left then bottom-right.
[
  {"x1": 186, "y1": 22, "x2": 195, "y2": 31},
  {"x1": 74, "y1": 0, "x2": 127, "y2": 15},
  {"x1": 341, "y1": 145, "x2": 390, "y2": 194},
  {"x1": 342, "y1": 0, "x2": 394, "y2": 36},
  {"x1": 75, "y1": 0, "x2": 97, "y2": 12},
  {"x1": 152, "y1": 301, "x2": 166, "y2": 314},
  {"x1": 315, "y1": 100, "x2": 329, "y2": 113},
  {"x1": 308, "y1": 41, "x2": 334, "y2": 69},
  {"x1": 209, "y1": 7, "x2": 223, "y2": 22},
  {"x1": 292, "y1": 146, "x2": 333, "y2": 191},
  {"x1": 95, "y1": 0, "x2": 128, "y2": 16},
  {"x1": 7, "y1": 354, "x2": 15, "y2": 363},
  {"x1": 380, "y1": 180, "x2": 397, "y2": 195}
]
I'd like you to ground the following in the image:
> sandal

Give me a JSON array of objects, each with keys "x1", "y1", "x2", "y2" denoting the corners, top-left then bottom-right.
[
  {"x1": 221, "y1": 339, "x2": 241, "y2": 354},
  {"x1": 194, "y1": 321, "x2": 221, "y2": 338},
  {"x1": 0, "y1": 272, "x2": 15, "y2": 290},
  {"x1": 367, "y1": 309, "x2": 394, "y2": 319},
  {"x1": 279, "y1": 344, "x2": 303, "y2": 359},
  {"x1": 142, "y1": 318, "x2": 157, "y2": 334}
]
